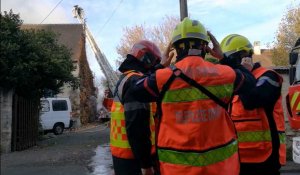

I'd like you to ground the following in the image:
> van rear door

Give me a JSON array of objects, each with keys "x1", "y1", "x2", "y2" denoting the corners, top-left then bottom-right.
[
  {"x1": 40, "y1": 98, "x2": 71, "y2": 131},
  {"x1": 51, "y1": 99, "x2": 71, "y2": 128}
]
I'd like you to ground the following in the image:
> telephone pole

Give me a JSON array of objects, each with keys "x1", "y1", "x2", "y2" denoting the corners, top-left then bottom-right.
[{"x1": 179, "y1": 0, "x2": 188, "y2": 21}]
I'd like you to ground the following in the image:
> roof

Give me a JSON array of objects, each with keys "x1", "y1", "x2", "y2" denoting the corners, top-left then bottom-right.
[
  {"x1": 252, "y1": 49, "x2": 289, "y2": 74},
  {"x1": 21, "y1": 24, "x2": 84, "y2": 61},
  {"x1": 270, "y1": 66, "x2": 289, "y2": 74},
  {"x1": 252, "y1": 49, "x2": 274, "y2": 68}
]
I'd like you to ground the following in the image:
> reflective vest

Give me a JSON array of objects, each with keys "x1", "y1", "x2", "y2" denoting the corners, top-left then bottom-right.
[
  {"x1": 231, "y1": 66, "x2": 286, "y2": 165},
  {"x1": 110, "y1": 71, "x2": 156, "y2": 159},
  {"x1": 155, "y1": 56, "x2": 239, "y2": 175},
  {"x1": 287, "y1": 84, "x2": 300, "y2": 130}
]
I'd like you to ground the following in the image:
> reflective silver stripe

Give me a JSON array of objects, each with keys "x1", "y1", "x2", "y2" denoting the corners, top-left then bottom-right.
[
  {"x1": 124, "y1": 102, "x2": 150, "y2": 111},
  {"x1": 186, "y1": 32, "x2": 209, "y2": 41},
  {"x1": 133, "y1": 43, "x2": 145, "y2": 50},
  {"x1": 172, "y1": 32, "x2": 209, "y2": 44},
  {"x1": 224, "y1": 50, "x2": 237, "y2": 57},
  {"x1": 188, "y1": 49, "x2": 202, "y2": 55},
  {"x1": 225, "y1": 35, "x2": 239, "y2": 46},
  {"x1": 117, "y1": 76, "x2": 129, "y2": 101},
  {"x1": 257, "y1": 76, "x2": 280, "y2": 87},
  {"x1": 244, "y1": 43, "x2": 253, "y2": 49},
  {"x1": 224, "y1": 43, "x2": 253, "y2": 57},
  {"x1": 172, "y1": 34, "x2": 182, "y2": 43},
  {"x1": 192, "y1": 20, "x2": 199, "y2": 26},
  {"x1": 117, "y1": 74, "x2": 134, "y2": 101}
]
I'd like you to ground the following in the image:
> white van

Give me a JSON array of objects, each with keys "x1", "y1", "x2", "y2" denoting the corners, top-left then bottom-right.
[{"x1": 40, "y1": 97, "x2": 72, "y2": 135}]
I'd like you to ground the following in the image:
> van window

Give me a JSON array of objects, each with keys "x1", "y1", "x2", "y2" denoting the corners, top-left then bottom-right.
[
  {"x1": 41, "y1": 100, "x2": 50, "y2": 112},
  {"x1": 52, "y1": 100, "x2": 68, "y2": 111}
]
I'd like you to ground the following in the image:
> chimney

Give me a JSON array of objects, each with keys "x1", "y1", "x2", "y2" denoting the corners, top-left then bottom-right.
[{"x1": 253, "y1": 41, "x2": 261, "y2": 55}]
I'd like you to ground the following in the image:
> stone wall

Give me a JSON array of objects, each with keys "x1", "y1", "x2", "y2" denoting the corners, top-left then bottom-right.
[{"x1": 0, "y1": 88, "x2": 14, "y2": 153}]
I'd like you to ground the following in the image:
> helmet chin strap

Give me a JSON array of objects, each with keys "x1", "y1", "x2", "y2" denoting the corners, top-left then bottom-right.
[
  {"x1": 188, "y1": 49, "x2": 202, "y2": 55},
  {"x1": 188, "y1": 48, "x2": 206, "y2": 58}
]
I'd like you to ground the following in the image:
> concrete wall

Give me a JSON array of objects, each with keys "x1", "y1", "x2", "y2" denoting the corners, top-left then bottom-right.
[{"x1": 0, "y1": 88, "x2": 14, "y2": 153}]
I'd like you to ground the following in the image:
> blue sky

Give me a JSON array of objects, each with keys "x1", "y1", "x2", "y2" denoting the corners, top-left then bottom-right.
[{"x1": 2, "y1": 0, "x2": 299, "y2": 81}]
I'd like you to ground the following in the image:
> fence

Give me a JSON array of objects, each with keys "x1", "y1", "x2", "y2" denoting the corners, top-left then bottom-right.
[{"x1": 11, "y1": 94, "x2": 39, "y2": 151}]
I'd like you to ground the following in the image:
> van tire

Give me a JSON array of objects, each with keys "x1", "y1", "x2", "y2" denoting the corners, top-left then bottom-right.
[{"x1": 53, "y1": 123, "x2": 64, "y2": 135}]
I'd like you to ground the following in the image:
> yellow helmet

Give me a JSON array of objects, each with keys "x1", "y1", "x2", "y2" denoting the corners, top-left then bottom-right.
[
  {"x1": 171, "y1": 17, "x2": 210, "y2": 45},
  {"x1": 220, "y1": 34, "x2": 253, "y2": 57}
]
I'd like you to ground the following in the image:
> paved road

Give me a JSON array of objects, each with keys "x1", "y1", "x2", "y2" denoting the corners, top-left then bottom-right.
[
  {"x1": 281, "y1": 161, "x2": 300, "y2": 175},
  {"x1": 1, "y1": 123, "x2": 110, "y2": 175},
  {"x1": 1, "y1": 123, "x2": 299, "y2": 175}
]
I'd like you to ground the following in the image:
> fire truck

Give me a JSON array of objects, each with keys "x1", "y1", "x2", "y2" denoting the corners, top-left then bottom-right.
[
  {"x1": 286, "y1": 37, "x2": 300, "y2": 130},
  {"x1": 72, "y1": 6, "x2": 117, "y2": 117}
]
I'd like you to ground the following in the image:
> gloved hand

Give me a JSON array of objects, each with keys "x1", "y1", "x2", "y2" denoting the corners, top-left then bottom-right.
[
  {"x1": 241, "y1": 57, "x2": 254, "y2": 71},
  {"x1": 206, "y1": 31, "x2": 223, "y2": 60},
  {"x1": 161, "y1": 42, "x2": 175, "y2": 67}
]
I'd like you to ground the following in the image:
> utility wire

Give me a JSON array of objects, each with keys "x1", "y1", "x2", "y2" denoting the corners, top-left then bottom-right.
[
  {"x1": 96, "y1": 0, "x2": 124, "y2": 36},
  {"x1": 40, "y1": 0, "x2": 64, "y2": 24}
]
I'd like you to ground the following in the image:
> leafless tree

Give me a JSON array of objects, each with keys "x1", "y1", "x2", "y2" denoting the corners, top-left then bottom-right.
[
  {"x1": 272, "y1": 3, "x2": 300, "y2": 66},
  {"x1": 116, "y1": 15, "x2": 179, "y2": 67}
]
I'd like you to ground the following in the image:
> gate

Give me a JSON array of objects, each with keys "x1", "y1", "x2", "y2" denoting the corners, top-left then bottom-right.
[{"x1": 11, "y1": 94, "x2": 39, "y2": 151}]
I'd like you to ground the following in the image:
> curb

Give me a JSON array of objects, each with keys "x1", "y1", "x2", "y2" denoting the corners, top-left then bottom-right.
[{"x1": 71, "y1": 122, "x2": 109, "y2": 132}]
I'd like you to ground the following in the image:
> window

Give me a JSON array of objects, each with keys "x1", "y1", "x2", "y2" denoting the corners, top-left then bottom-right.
[
  {"x1": 41, "y1": 100, "x2": 50, "y2": 112},
  {"x1": 52, "y1": 100, "x2": 68, "y2": 111},
  {"x1": 296, "y1": 52, "x2": 300, "y2": 82}
]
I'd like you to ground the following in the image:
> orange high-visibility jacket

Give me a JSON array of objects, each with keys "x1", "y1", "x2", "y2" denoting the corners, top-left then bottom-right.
[
  {"x1": 155, "y1": 56, "x2": 239, "y2": 175},
  {"x1": 231, "y1": 66, "x2": 286, "y2": 165},
  {"x1": 110, "y1": 71, "x2": 156, "y2": 159}
]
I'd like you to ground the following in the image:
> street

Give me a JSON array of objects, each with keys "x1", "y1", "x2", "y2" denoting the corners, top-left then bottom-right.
[
  {"x1": 1, "y1": 123, "x2": 299, "y2": 175},
  {"x1": 1, "y1": 123, "x2": 113, "y2": 175}
]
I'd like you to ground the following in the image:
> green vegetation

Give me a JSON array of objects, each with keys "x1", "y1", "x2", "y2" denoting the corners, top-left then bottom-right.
[
  {"x1": 0, "y1": 10, "x2": 78, "y2": 97},
  {"x1": 272, "y1": 4, "x2": 300, "y2": 66}
]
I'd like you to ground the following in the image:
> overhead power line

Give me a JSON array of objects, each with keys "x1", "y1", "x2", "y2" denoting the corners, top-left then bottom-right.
[
  {"x1": 40, "y1": 0, "x2": 64, "y2": 24},
  {"x1": 96, "y1": 0, "x2": 124, "y2": 36}
]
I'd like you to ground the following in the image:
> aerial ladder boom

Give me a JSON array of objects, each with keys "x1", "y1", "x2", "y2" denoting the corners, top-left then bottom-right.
[
  {"x1": 72, "y1": 5, "x2": 119, "y2": 91},
  {"x1": 287, "y1": 38, "x2": 300, "y2": 131}
]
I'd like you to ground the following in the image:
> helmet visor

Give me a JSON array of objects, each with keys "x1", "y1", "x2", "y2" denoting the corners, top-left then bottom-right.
[{"x1": 140, "y1": 52, "x2": 160, "y2": 69}]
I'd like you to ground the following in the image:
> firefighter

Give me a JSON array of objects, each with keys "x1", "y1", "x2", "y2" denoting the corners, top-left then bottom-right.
[
  {"x1": 110, "y1": 40, "x2": 172, "y2": 175},
  {"x1": 220, "y1": 34, "x2": 286, "y2": 175},
  {"x1": 131, "y1": 17, "x2": 256, "y2": 175}
]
